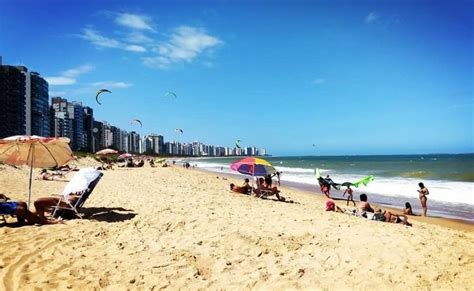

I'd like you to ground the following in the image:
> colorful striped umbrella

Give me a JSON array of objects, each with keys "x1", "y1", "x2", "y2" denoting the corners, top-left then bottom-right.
[{"x1": 230, "y1": 157, "x2": 276, "y2": 177}]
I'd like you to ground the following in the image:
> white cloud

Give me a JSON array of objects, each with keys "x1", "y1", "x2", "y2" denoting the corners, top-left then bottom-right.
[
  {"x1": 115, "y1": 13, "x2": 154, "y2": 31},
  {"x1": 143, "y1": 26, "x2": 222, "y2": 68},
  {"x1": 126, "y1": 31, "x2": 154, "y2": 44},
  {"x1": 92, "y1": 81, "x2": 133, "y2": 88},
  {"x1": 45, "y1": 76, "x2": 76, "y2": 86},
  {"x1": 125, "y1": 45, "x2": 147, "y2": 52},
  {"x1": 45, "y1": 64, "x2": 94, "y2": 86},
  {"x1": 63, "y1": 64, "x2": 94, "y2": 77},
  {"x1": 79, "y1": 28, "x2": 147, "y2": 53},
  {"x1": 312, "y1": 78, "x2": 326, "y2": 85},
  {"x1": 79, "y1": 28, "x2": 122, "y2": 48},
  {"x1": 365, "y1": 12, "x2": 379, "y2": 24}
]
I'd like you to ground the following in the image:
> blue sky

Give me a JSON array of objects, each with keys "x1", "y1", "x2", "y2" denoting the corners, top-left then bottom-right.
[{"x1": 1, "y1": 0, "x2": 472, "y2": 156}]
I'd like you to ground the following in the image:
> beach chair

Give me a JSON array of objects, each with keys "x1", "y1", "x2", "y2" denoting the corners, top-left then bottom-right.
[
  {"x1": 0, "y1": 198, "x2": 7, "y2": 224},
  {"x1": 51, "y1": 168, "x2": 103, "y2": 219}
]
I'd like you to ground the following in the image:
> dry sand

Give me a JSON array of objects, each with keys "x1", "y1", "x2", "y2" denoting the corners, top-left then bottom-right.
[{"x1": 1, "y1": 162, "x2": 473, "y2": 290}]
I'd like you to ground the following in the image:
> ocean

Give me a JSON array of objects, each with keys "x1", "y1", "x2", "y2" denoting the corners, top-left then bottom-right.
[{"x1": 184, "y1": 154, "x2": 474, "y2": 222}]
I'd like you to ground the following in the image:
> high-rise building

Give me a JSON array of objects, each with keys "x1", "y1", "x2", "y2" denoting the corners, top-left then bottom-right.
[
  {"x1": 102, "y1": 122, "x2": 113, "y2": 148},
  {"x1": 68, "y1": 102, "x2": 84, "y2": 150},
  {"x1": 128, "y1": 131, "x2": 140, "y2": 153},
  {"x1": 50, "y1": 97, "x2": 73, "y2": 140},
  {"x1": 148, "y1": 134, "x2": 164, "y2": 154},
  {"x1": 0, "y1": 65, "x2": 26, "y2": 138},
  {"x1": 28, "y1": 72, "x2": 49, "y2": 136},
  {"x1": 83, "y1": 107, "x2": 94, "y2": 152},
  {"x1": 122, "y1": 132, "x2": 129, "y2": 153},
  {"x1": 111, "y1": 126, "x2": 124, "y2": 151},
  {"x1": 92, "y1": 120, "x2": 104, "y2": 151}
]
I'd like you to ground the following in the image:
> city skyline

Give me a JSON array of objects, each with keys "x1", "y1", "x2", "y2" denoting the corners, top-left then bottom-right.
[
  {"x1": 0, "y1": 1, "x2": 472, "y2": 156},
  {"x1": 0, "y1": 62, "x2": 267, "y2": 156}
]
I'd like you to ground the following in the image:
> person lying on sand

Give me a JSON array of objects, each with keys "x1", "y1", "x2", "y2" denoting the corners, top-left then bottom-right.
[
  {"x1": 374, "y1": 208, "x2": 412, "y2": 226},
  {"x1": 230, "y1": 183, "x2": 249, "y2": 195},
  {"x1": 36, "y1": 169, "x2": 68, "y2": 181},
  {"x1": 0, "y1": 194, "x2": 58, "y2": 225}
]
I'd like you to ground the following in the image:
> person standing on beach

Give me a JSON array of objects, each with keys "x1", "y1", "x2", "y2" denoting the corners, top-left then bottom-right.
[
  {"x1": 343, "y1": 185, "x2": 356, "y2": 206},
  {"x1": 418, "y1": 182, "x2": 429, "y2": 216}
]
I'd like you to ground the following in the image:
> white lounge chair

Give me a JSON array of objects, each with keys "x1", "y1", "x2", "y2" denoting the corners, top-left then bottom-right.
[{"x1": 51, "y1": 168, "x2": 103, "y2": 218}]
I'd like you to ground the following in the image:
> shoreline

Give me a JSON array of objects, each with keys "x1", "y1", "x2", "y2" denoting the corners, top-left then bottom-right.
[{"x1": 195, "y1": 166, "x2": 474, "y2": 232}]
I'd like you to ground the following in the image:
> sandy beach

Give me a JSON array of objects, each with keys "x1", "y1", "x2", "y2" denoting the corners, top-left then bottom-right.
[{"x1": 1, "y1": 161, "x2": 473, "y2": 290}]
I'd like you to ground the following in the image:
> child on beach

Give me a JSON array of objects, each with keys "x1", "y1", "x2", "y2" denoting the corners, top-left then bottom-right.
[{"x1": 343, "y1": 185, "x2": 356, "y2": 206}]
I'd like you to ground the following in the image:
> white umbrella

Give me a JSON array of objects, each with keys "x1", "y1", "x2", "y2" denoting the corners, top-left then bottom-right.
[{"x1": 0, "y1": 135, "x2": 74, "y2": 208}]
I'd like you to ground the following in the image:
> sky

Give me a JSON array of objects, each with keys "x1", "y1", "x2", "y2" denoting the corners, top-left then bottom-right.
[{"x1": 1, "y1": 0, "x2": 472, "y2": 156}]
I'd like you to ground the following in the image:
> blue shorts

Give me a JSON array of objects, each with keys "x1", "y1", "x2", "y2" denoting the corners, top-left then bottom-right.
[{"x1": 0, "y1": 202, "x2": 18, "y2": 215}]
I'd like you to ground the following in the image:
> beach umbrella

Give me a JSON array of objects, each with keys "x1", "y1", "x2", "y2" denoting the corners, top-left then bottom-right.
[
  {"x1": 0, "y1": 135, "x2": 74, "y2": 208},
  {"x1": 118, "y1": 153, "x2": 133, "y2": 160},
  {"x1": 96, "y1": 148, "x2": 118, "y2": 155},
  {"x1": 231, "y1": 157, "x2": 276, "y2": 177},
  {"x1": 231, "y1": 157, "x2": 276, "y2": 191},
  {"x1": 96, "y1": 148, "x2": 118, "y2": 164}
]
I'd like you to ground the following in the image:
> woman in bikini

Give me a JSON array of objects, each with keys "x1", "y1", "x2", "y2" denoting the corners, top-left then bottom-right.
[{"x1": 417, "y1": 182, "x2": 429, "y2": 216}]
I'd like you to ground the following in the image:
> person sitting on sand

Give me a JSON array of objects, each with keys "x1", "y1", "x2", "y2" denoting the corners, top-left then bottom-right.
[
  {"x1": 325, "y1": 199, "x2": 344, "y2": 212},
  {"x1": 0, "y1": 194, "x2": 58, "y2": 225},
  {"x1": 33, "y1": 191, "x2": 86, "y2": 219},
  {"x1": 358, "y1": 193, "x2": 374, "y2": 215},
  {"x1": 255, "y1": 178, "x2": 285, "y2": 201},
  {"x1": 242, "y1": 178, "x2": 252, "y2": 194},
  {"x1": 403, "y1": 202, "x2": 415, "y2": 215},
  {"x1": 36, "y1": 169, "x2": 67, "y2": 181},
  {"x1": 230, "y1": 183, "x2": 250, "y2": 195}
]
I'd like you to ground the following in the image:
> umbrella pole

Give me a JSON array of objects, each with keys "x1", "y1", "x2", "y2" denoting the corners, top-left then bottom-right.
[
  {"x1": 252, "y1": 167, "x2": 255, "y2": 196},
  {"x1": 27, "y1": 145, "x2": 35, "y2": 209}
]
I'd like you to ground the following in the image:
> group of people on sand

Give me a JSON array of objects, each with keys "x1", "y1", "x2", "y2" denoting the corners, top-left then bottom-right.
[
  {"x1": 326, "y1": 193, "x2": 412, "y2": 226},
  {"x1": 0, "y1": 192, "x2": 80, "y2": 225},
  {"x1": 229, "y1": 173, "x2": 285, "y2": 201},
  {"x1": 322, "y1": 175, "x2": 431, "y2": 217}
]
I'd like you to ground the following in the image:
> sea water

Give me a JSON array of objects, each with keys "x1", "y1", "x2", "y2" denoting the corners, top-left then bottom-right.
[{"x1": 186, "y1": 154, "x2": 474, "y2": 222}]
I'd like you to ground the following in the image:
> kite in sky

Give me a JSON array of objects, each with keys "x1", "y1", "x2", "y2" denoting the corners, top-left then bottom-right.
[{"x1": 95, "y1": 89, "x2": 111, "y2": 105}]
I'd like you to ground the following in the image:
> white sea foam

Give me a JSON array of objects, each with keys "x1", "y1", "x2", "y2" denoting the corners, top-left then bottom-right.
[{"x1": 192, "y1": 160, "x2": 474, "y2": 206}]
